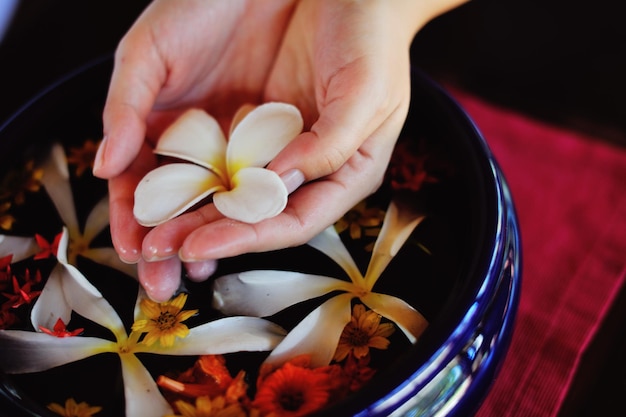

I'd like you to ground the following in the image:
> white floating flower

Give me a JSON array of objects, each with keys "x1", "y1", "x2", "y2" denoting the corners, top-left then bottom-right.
[
  {"x1": 212, "y1": 200, "x2": 429, "y2": 368},
  {"x1": 0, "y1": 284, "x2": 286, "y2": 417},
  {"x1": 0, "y1": 143, "x2": 137, "y2": 330},
  {"x1": 133, "y1": 102, "x2": 303, "y2": 225}
]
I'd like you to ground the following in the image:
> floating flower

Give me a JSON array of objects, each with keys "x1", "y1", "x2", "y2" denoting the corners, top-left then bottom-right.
[
  {"x1": 133, "y1": 102, "x2": 303, "y2": 225},
  {"x1": 0, "y1": 143, "x2": 138, "y2": 330},
  {"x1": 253, "y1": 356, "x2": 333, "y2": 417},
  {"x1": 0, "y1": 159, "x2": 43, "y2": 205},
  {"x1": 333, "y1": 303, "x2": 395, "y2": 362},
  {"x1": 212, "y1": 200, "x2": 429, "y2": 368},
  {"x1": 131, "y1": 293, "x2": 198, "y2": 347},
  {"x1": 39, "y1": 317, "x2": 83, "y2": 337},
  {"x1": 334, "y1": 201, "x2": 385, "y2": 241},
  {"x1": 0, "y1": 284, "x2": 286, "y2": 417},
  {"x1": 47, "y1": 397, "x2": 102, "y2": 417},
  {"x1": 165, "y1": 395, "x2": 249, "y2": 417},
  {"x1": 66, "y1": 139, "x2": 100, "y2": 177},
  {"x1": 1, "y1": 274, "x2": 41, "y2": 309}
]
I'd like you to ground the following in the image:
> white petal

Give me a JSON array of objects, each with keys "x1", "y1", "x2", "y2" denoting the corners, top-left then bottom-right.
[
  {"x1": 361, "y1": 292, "x2": 428, "y2": 344},
  {"x1": 40, "y1": 143, "x2": 79, "y2": 235},
  {"x1": 364, "y1": 201, "x2": 425, "y2": 288},
  {"x1": 133, "y1": 163, "x2": 225, "y2": 226},
  {"x1": 227, "y1": 102, "x2": 302, "y2": 174},
  {"x1": 119, "y1": 354, "x2": 173, "y2": 417},
  {"x1": 307, "y1": 226, "x2": 363, "y2": 282},
  {"x1": 83, "y1": 247, "x2": 139, "y2": 279},
  {"x1": 0, "y1": 329, "x2": 114, "y2": 373},
  {"x1": 212, "y1": 270, "x2": 352, "y2": 316},
  {"x1": 83, "y1": 195, "x2": 110, "y2": 243},
  {"x1": 0, "y1": 235, "x2": 38, "y2": 262},
  {"x1": 264, "y1": 293, "x2": 353, "y2": 368},
  {"x1": 155, "y1": 108, "x2": 228, "y2": 178},
  {"x1": 30, "y1": 264, "x2": 71, "y2": 330},
  {"x1": 55, "y1": 226, "x2": 70, "y2": 264},
  {"x1": 60, "y1": 262, "x2": 127, "y2": 340},
  {"x1": 213, "y1": 167, "x2": 287, "y2": 223},
  {"x1": 145, "y1": 317, "x2": 286, "y2": 355}
]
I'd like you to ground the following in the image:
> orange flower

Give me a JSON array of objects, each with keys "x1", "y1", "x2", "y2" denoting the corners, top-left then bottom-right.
[
  {"x1": 254, "y1": 356, "x2": 332, "y2": 417},
  {"x1": 66, "y1": 139, "x2": 100, "y2": 177},
  {"x1": 333, "y1": 304, "x2": 395, "y2": 362},
  {"x1": 165, "y1": 395, "x2": 250, "y2": 417},
  {"x1": 47, "y1": 397, "x2": 102, "y2": 417}
]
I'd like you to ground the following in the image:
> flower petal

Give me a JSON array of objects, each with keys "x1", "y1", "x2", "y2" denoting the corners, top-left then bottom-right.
[
  {"x1": 143, "y1": 317, "x2": 286, "y2": 355},
  {"x1": 227, "y1": 102, "x2": 303, "y2": 174},
  {"x1": 364, "y1": 201, "x2": 425, "y2": 288},
  {"x1": 83, "y1": 247, "x2": 139, "y2": 279},
  {"x1": 134, "y1": 163, "x2": 225, "y2": 226},
  {"x1": 212, "y1": 270, "x2": 352, "y2": 317},
  {"x1": 40, "y1": 143, "x2": 79, "y2": 235},
  {"x1": 154, "y1": 108, "x2": 228, "y2": 178},
  {"x1": 0, "y1": 329, "x2": 115, "y2": 373},
  {"x1": 119, "y1": 353, "x2": 173, "y2": 417},
  {"x1": 30, "y1": 263, "x2": 71, "y2": 330},
  {"x1": 361, "y1": 292, "x2": 428, "y2": 344},
  {"x1": 213, "y1": 167, "x2": 287, "y2": 223},
  {"x1": 83, "y1": 195, "x2": 110, "y2": 243},
  {"x1": 264, "y1": 293, "x2": 353, "y2": 368},
  {"x1": 307, "y1": 226, "x2": 363, "y2": 282},
  {"x1": 0, "y1": 235, "x2": 38, "y2": 262}
]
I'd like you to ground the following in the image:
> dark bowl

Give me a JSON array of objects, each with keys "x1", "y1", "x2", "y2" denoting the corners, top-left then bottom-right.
[{"x1": 0, "y1": 57, "x2": 521, "y2": 417}]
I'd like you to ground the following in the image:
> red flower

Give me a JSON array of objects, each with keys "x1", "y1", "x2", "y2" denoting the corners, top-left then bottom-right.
[
  {"x1": 1, "y1": 275, "x2": 41, "y2": 309},
  {"x1": 39, "y1": 318, "x2": 84, "y2": 337},
  {"x1": 0, "y1": 308, "x2": 19, "y2": 329},
  {"x1": 34, "y1": 232, "x2": 62, "y2": 260},
  {"x1": 0, "y1": 254, "x2": 13, "y2": 291}
]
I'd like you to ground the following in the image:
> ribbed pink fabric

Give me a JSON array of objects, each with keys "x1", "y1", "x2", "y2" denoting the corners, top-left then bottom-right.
[{"x1": 448, "y1": 87, "x2": 626, "y2": 417}]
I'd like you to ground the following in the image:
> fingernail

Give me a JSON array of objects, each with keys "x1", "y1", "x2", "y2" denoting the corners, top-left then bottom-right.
[
  {"x1": 93, "y1": 136, "x2": 107, "y2": 175},
  {"x1": 280, "y1": 169, "x2": 305, "y2": 194}
]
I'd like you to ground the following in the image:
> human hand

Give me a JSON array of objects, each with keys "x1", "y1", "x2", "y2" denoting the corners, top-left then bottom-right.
[{"x1": 94, "y1": 0, "x2": 467, "y2": 301}]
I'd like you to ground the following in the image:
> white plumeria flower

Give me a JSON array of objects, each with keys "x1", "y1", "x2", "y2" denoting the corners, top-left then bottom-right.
[
  {"x1": 134, "y1": 102, "x2": 303, "y2": 225},
  {"x1": 0, "y1": 143, "x2": 137, "y2": 330},
  {"x1": 0, "y1": 283, "x2": 286, "y2": 417},
  {"x1": 212, "y1": 200, "x2": 429, "y2": 368}
]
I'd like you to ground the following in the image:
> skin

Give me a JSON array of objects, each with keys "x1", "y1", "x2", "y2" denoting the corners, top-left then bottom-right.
[{"x1": 93, "y1": 0, "x2": 469, "y2": 301}]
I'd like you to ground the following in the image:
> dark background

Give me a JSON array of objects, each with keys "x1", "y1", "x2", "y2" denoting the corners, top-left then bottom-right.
[{"x1": 0, "y1": 1, "x2": 624, "y2": 416}]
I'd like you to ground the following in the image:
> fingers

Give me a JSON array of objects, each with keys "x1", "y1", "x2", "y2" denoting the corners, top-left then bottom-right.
[
  {"x1": 137, "y1": 257, "x2": 182, "y2": 302},
  {"x1": 108, "y1": 143, "x2": 156, "y2": 263},
  {"x1": 93, "y1": 12, "x2": 166, "y2": 179}
]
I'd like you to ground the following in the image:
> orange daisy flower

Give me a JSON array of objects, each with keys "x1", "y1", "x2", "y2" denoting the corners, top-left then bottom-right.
[
  {"x1": 333, "y1": 304, "x2": 395, "y2": 362},
  {"x1": 47, "y1": 397, "x2": 102, "y2": 417}
]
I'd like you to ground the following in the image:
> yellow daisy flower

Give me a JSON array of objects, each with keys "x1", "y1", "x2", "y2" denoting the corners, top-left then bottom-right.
[
  {"x1": 165, "y1": 395, "x2": 250, "y2": 417},
  {"x1": 131, "y1": 293, "x2": 199, "y2": 347}
]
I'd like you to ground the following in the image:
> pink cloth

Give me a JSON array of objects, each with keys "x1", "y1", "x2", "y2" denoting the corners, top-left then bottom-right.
[{"x1": 447, "y1": 87, "x2": 626, "y2": 417}]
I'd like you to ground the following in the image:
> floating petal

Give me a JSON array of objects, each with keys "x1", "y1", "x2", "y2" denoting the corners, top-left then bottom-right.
[
  {"x1": 0, "y1": 235, "x2": 38, "y2": 262},
  {"x1": 307, "y1": 226, "x2": 363, "y2": 282},
  {"x1": 212, "y1": 270, "x2": 353, "y2": 317},
  {"x1": 264, "y1": 293, "x2": 353, "y2": 368},
  {"x1": 213, "y1": 167, "x2": 287, "y2": 223},
  {"x1": 361, "y1": 292, "x2": 428, "y2": 344},
  {"x1": 227, "y1": 102, "x2": 303, "y2": 175},
  {"x1": 0, "y1": 330, "x2": 115, "y2": 373},
  {"x1": 134, "y1": 163, "x2": 226, "y2": 226},
  {"x1": 119, "y1": 353, "x2": 174, "y2": 417},
  {"x1": 83, "y1": 247, "x2": 138, "y2": 279},
  {"x1": 39, "y1": 143, "x2": 79, "y2": 235},
  {"x1": 30, "y1": 264, "x2": 70, "y2": 330},
  {"x1": 154, "y1": 108, "x2": 228, "y2": 178},
  {"x1": 146, "y1": 317, "x2": 287, "y2": 356}
]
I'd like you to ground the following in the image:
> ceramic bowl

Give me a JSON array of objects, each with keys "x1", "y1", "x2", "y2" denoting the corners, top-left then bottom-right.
[{"x1": 0, "y1": 57, "x2": 521, "y2": 417}]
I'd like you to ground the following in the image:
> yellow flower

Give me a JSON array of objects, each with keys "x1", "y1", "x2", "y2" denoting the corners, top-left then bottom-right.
[
  {"x1": 334, "y1": 201, "x2": 384, "y2": 241},
  {"x1": 47, "y1": 398, "x2": 102, "y2": 417},
  {"x1": 333, "y1": 304, "x2": 395, "y2": 362},
  {"x1": 66, "y1": 139, "x2": 100, "y2": 177},
  {"x1": 165, "y1": 396, "x2": 249, "y2": 417},
  {"x1": 131, "y1": 293, "x2": 199, "y2": 347}
]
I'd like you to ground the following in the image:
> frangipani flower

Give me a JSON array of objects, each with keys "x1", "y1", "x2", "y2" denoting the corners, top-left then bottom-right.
[
  {"x1": 134, "y1": 102, "x2": 303, "y2": 225},
  {"x1": 212, "y1": 200, "x2": 429, "y2": 368},
  {"x1": 0, "y1": 284, "x2": 287, "y2": 417},
  {"x1": 0, "y1": 143, "x2": 137, "y2": 330}
]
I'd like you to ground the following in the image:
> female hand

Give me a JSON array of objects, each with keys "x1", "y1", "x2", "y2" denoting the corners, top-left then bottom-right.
[{"x1": 93, "y1": 0, "x2": 467, "y2": 301}]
